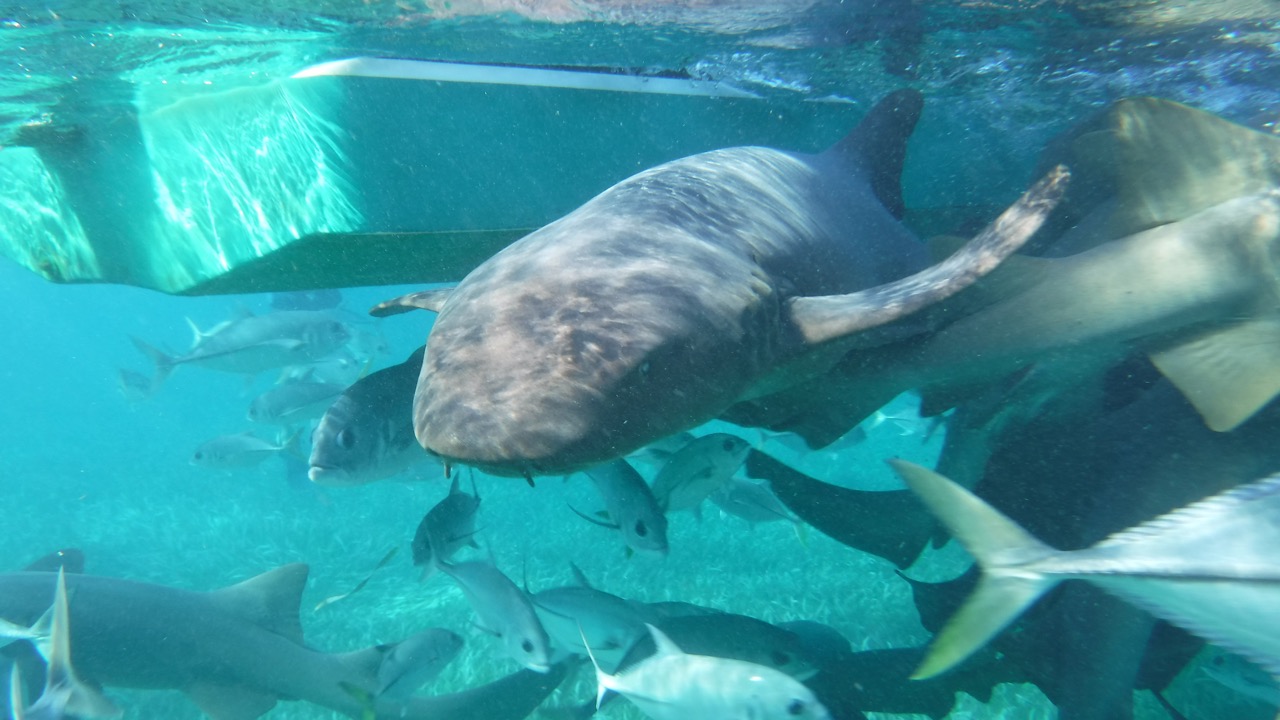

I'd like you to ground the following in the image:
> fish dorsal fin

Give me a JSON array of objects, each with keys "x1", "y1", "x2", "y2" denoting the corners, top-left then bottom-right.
[
  {"x1": 208, "y1": 564, "x2": 308, "y2": 645},
  {"x1": 1097, "y1": 474, "x2": 1280, "y2": 550},
  {"x1": 789, "y1": 166, "x2": 1068, "y2": 346},
  {"x1": 569, "y1": 562, "x2": 595, "y2": 589},
  {"x1": 644, "y1": 623, "x2": 685, "y2": 658},
  {"x1": 369, "y1": 287, "x2": 457, "y2": 318},
  {"x1": 1041, "y1": 96, "x2": 1280, "y2": 242},
  {"x1": 22, "y1": 549, "x2": 85, "y2": 574},
  {"x1": 824, "y1": 89, "x2": 923, "y2": 220},
  {"x1": 1149, "y1": 316, "x2": 1280, "y2": 432}
]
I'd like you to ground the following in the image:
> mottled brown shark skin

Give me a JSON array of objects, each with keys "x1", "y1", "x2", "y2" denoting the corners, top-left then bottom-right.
[
  {"x1": 0, "y1": 566, "x2": 566, "y2": 720},
  {"x1": 727, "y1": 96, "x2": 1280, "y2": 448},
  {"x1": 378, "y1": 90, "x2": 1065, "y2": 478}
]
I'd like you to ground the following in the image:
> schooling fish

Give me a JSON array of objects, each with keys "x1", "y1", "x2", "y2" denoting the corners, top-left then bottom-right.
[
  {"x1": 373, "y1": 90, "x2": 1066, "y2": 477},
  {"x1": 435, "y1": 559, "x2": 552, "y2": 674},
  {"x1": 309, "y1": 347, "x2": 436, "y2": 486},
  {"x1": 190, "y1": 431, "x2": 299, "y2": 469},
  {"x1": 650, "y1": 433, "x2": 750, "y2": 517},
  {"x1": 584, "y1": 623, "x2": 830, "y2": 720},
  {"x1": 411, "y1": 475, "x2": 482, "y2": 574},
  {"x1": 578, "y1": 459, "x2": 669, "y2": 558},
  {"x1": 132, "y1": 309, "x2": 350, "y2": 388},
  {"x1": 892, "y1": 460, "x2": 1280, "y2": 680},
  {"x1": 247, "y1": 380, "x2": 345, "y2": 425}
]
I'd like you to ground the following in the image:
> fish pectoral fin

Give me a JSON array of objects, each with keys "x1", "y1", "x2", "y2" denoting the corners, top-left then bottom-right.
[
  {"x1": 568, "y1": 505, "x2": 619, "y2": 530},
  {"x1": 186, "y1": 682, "x2": 278, "y2": 720},
  {"x1": 369, "y1": 287, "x2": 457, "y2": 317},
  {"x1": 788, "y1": 166, "x2": 1068, "y2": 346},
  {"x1": 1150, "y1": 316, "x2": 1280, "y2": 431}
]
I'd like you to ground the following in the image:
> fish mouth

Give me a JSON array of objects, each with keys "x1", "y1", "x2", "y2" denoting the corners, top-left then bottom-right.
[{"x1": 307, "y1": 464, "x2": 351, "y2": 486}]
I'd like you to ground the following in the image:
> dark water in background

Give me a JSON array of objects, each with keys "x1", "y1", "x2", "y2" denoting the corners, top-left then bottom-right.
[{"x1": 3, "y1": 2, "x2": 1280, "y2": 719}]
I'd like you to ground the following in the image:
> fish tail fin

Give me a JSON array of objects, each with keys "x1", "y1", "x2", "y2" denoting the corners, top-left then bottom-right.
[
  {"x1": 888, "y1": 459, "x2": 1059, "y2": 679},
  {"x1": 576, "y1": 623, "x2": 611, "y2": 709},
  {"x1": 129, "y1": 336, "x2": 175, "y2": 389},
  {"x1": 9, "y1": 663, "x2": 26, "y2": 720},
  {"x1": 825, "y1": 88, "x2": 923, "y2": 220}
]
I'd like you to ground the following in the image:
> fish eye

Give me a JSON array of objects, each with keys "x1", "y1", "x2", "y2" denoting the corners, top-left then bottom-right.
[
  {"x1": 723, "y1": 438, "x2": 737, "y2": 452},
  {"x1": 634, "y1": 520, "x2": 648, "y2": 537},
  {"x1": 521, "y1": 639, "x2": 534, "y2": 653},
  {"x1": 771, "y1": 650, "x2": 790, "y2": 667},
  {"x1": 336, "y1": 429, "x2": 355, "y2": 449},
  {"x1": 193, "y1": 452, "x2": 203, "y2": 460},
  {"x1": 786, "y1": 699, "x2": 806, "y2": 716},
  {"x1": 638, "y1": 362, "x2": 650, "y2": 378}
]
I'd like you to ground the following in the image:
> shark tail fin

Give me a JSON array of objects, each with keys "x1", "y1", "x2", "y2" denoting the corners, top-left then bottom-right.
[
  {"x1": 129, "y1": 336, "x2": 176, "y2": 390},
  {"x1": 888, "y1": 460, "x2": 1059, "y2": 679},
  {"x1": 825, "y1": 89, "x2": 923, "y2": 220}
]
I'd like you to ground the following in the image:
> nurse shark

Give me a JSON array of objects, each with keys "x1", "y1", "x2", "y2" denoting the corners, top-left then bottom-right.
[
  {"x1": 0, "y1": 563, "x2": 567, "y2": 720},
  {"x1": 375, "y1": 90, "x2": 1067, "y2": 477}
]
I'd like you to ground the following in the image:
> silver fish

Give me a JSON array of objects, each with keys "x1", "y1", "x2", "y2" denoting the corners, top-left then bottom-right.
[
  {"x1": 585, "y1": 623, "x2": 830, "y2": 720},
  {"x1": 580, "y1": 459, "x2": 669, "y2": 558},
  {"x1": 893, "y1": 459, "x2": 1280, "y2": 679},
  {"x1": 375, "y1": 628, "x2": 464, "y2": 701},
  {"x1": 710, "y1": 476, "x2": 800, "y2": 529},
  {"x1": 530, "y1": 582, "x2": 649, "y2": 674},
  {"x1": 309, "y1": 347, "x2": 435, "y2": 486},
  {"x1": 132, "y1": 309, "x2": 350, "y2": 388},
  {"x1": 436, "y1": 560, "x2": 552, "y2": 673},
  {"x1": 247, "y1": 380, "x2": 345, "y2": 425},
  {"x1": 650, "y1": 433, "x2": 750, "y2": 516},
  {"x1": 191, "y1": 431, "x2": 298, "y2": 469},
  {"x1": 411, "y1": 475, "x2": 482, "y2": 573}
]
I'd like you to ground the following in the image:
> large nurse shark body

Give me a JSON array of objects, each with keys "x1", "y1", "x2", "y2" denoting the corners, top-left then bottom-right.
[{"x1": 376, "y1": 90, "x2": 1067, "y2": 477}]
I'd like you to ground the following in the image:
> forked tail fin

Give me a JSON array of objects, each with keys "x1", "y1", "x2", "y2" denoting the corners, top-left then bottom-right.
[{"x1": 888, "y1": 459, "x2": 1059, "y2": 679}]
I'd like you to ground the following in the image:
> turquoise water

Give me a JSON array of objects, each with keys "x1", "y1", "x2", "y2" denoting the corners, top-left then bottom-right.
[{"x1": 4, "y1": 3, "x2": 1280, "y2": 719}]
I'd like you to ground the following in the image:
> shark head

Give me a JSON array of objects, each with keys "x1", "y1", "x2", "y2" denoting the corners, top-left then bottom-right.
[{"x1": 411, "y1": 222, "x2": 775, "y2": 478}]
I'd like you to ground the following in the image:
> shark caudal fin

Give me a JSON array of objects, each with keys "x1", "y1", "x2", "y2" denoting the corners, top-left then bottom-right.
[
  {"x1": 789, "y1": 165, "x2": 1068, "y2": 346},
  {"x1": 824, "y1": 89, "x2": 924, "y2": 220},
  {"x1": 888, "y1": 460, "x2": 1059, "y2": 679}
]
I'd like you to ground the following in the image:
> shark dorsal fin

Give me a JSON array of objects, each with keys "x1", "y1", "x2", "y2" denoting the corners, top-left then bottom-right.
[
  {"x1": 209, "y1": 564, "x2": 308, "y2": 645},
  {"x1": 789, "y1": 166, "x2": 1068, "y2": 346},
  {"x1": 824, "y1": 89, "x2": 923, "y2": 220}
]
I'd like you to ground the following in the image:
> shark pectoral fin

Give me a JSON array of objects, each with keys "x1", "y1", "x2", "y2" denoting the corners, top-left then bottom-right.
[
  {"x1": 208, "y1": 564, "x2": 308, "y2": 645},
  {"x1": 369, "y1": 287, "x2": 457, "y2": 317},
  {"x1": 186, "y1": 682, "x2": 278, "y2": 720},
  {"x1": 789, "y1": 166, "x2": 1068, "y2": 346},
  {"x1": 1150, "y1": 317, "x2": 1280, "y2": 431}
]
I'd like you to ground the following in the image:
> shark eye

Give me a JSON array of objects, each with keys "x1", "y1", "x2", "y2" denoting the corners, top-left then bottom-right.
[
  {"x1": 771, "y1": 650, "x2": 790, "y2": 667},
  {"x1": 634, "y1": 520, "x2": 648, "y2": 537},
  {"x1": 786, "y1": 699, "x2": 806, "y2": 716},
  {"x1": 336, "y1": 429, "x2": 355, "y2": 449},
  {"x1": 521, "y1": 639, "x2": 534, "y2": 653}
]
